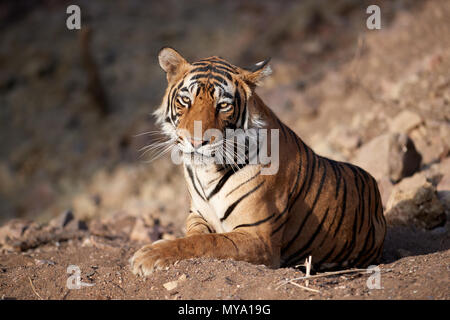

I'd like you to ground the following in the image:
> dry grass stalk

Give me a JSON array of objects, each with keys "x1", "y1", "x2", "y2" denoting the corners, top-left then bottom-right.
[
  {"x1": 288, "y1": 280, "x2": 320, "y2": 293},
  {"x1": 28, "y1": 276, "x2": 43, "y2": 300},
  {"x1": 305, "y1": 255, "x2": 312, "y2": 287}
]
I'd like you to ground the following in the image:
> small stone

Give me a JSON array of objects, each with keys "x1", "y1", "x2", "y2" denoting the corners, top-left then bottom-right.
[
  {"x1": 0, "y1": 219, "x2": 32, "y2": 245},
  {"x1": 378, "y1": 176, "x2": 394, "y2": 208},
  {"x1": 129, "y1": 218, "x2": 152, "y2": 243},
  {"x1": 65, "y1": 219, "x2": 88, "y2": 231},
  {"x1": 385, "y1": 173, "x2": 446, "y2": 229},
  {"x1": 327, "y1": 125, "x2": 361, "y2": 154},
  {"x1": 162, "y1": 233, "x2": 176, "y2": 241},
  {"x1": 388, "y1": 133, "x2": 422, "y2": 183},
  {"x1": 389, "y1": 110, "x2": 423, "y2": 134},
  {"x1": 35, "y1": 259, "x2": 55, "y2": 266},
  {"x1": 435, "y1": 157, "x2": 450, "y2": 211},
  {"x1": 353, "y1": 133, "x2": 422, "y2": 183},
  {"x1": 163, "y1": 280, "x2": 178, "y2": 291},
  {"x1": 352, "y1": 133, "x2": 391, "y2": 181},
  {"x1": 50, "y1": 210, "x2": 74, "y2": 228}
]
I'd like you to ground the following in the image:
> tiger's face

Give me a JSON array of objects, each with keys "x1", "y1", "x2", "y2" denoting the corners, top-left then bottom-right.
[{"x1": 155, "y1": 47, "x2": 271, "y2": 163}]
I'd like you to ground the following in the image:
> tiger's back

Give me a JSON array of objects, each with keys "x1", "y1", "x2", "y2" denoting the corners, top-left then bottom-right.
[{"x1": 276, "y1": 127, "x2": 386, "y2": 269}]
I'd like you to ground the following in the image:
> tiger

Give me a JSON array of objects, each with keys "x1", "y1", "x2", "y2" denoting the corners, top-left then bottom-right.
[{"x1": 130, "y1": 47, "x2": 387, "y2": 276}]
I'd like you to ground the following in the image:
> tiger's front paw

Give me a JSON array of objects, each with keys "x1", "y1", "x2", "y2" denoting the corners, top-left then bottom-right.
[{"x1": 130, "y1": 240, "x2": 182, "y2": 276}]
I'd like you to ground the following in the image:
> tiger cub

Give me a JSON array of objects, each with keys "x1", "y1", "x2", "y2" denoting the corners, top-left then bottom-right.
[{"x1": 130, "y1": 47, "x2": 386, "y2": 276}]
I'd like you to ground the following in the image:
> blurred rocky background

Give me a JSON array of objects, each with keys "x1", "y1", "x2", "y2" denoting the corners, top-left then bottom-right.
[{"x1": 0, "y1": 0, "x2": 449, "y2": 261}]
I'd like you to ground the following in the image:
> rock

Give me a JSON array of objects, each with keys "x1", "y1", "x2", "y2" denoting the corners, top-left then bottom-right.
[
  {"x1": 439, "y1": 124, "x2": 450, "y2": 152},
  {"x1": 410, "y1": 124, "x2": 448, "y2": 165},
  {"x1": 163, "y1": 280, "x2": 178, "y2": 291},
  {"x1": 327, "y1": 125, "x2": 361, "y2": 155},
  {"x1": 435, "y1": 157, "x2": 450, "y2": 212},
  {"x1": 311, "y1": 139, "x2": 347, "y2": 162},
  {"x1": 352, "y1": 134, "x2": 391, "y2": 181},
  {"x1": 389, "y1": 110, "x2": 423, "y2": 134},
  {"x1": 35, "y1": 259, "x2": 56, "y2": 266},
  {"x1": 0, "y1": 219, "x2": 34, "y2": 245},
  {"x1": 385, "y1": 173, "x2": 446, "y2": 229},
  {"x1": 378, "y1": 176, "x2": 394, "y2": 208},
  {"x1": 129, "y1": 217, "x2": 161, "y2": 243},
  {"x1": 50, "y1": 210, "x2": 74, "y2": 228},
  {"x1": 162, "y1": 233, "x2": 176, "y2": 241},
  {"x1": 50, "y1": 210, "x2": 88, "y2": 231},
  {"x1": 388, "y1": 133, "x2": 422, "y2": 183},
  {"x1": 65, "y1": 219, "x2": 88, "y2": 232},
  {"x1": 352, "y1": 133, "x2": 422, "y2": 183}
]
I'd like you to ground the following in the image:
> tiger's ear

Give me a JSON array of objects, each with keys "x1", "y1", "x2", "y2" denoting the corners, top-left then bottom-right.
[
  {"x1": 158, "y1": 47, "x2": 189, "y2": 82},
  {"x1": 241, "y1": 58, "x2": 272, "y2": 86}
]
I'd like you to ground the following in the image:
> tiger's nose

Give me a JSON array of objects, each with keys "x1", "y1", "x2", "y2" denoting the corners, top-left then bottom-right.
[{"x1": 189, "y1": 138, "x2": 208, "y2": 148}]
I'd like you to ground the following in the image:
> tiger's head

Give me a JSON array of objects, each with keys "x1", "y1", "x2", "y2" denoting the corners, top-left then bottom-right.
[{"x1": 154, "y1": 47, "x2": 271, "y2": 164}]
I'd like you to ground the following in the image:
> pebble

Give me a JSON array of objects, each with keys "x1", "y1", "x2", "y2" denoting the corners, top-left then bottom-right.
[{"x1": 163, "y1": 280, "x2": 178, "y2": 291}]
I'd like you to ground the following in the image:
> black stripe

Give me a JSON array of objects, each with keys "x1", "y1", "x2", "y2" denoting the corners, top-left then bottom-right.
[
  {"x1": 222, "y1": 91, "x2": 233, "y2": 99},
  {"x1": 210, "y1": 81, "x2": 225, "y2": 91},
  {"x1": 273, "y1": 130, "x2": 303, "y2": 223},
  {"x1": 333, "y1": 177, "x2": 347, "y2": 237},
  {"x1": 337, "y1": 210, "x2": 359, "y2": 264},
  {"x1": 186, "y1": 165, "x2": 206, "y2": 201},
  {"x1": 354, "y1": 224, "x2": 376, "y2": 266},
  {"x1": 200, "y1": 58, "x2": 236, "y2": 70},
  {"x1": 281, "y1": 159, "x2": 327, "y2": 255},
  {"x1": 316, "y1": 243, "x2": 338, "y2": 266},
  {"x1": 349, "y1": 166, "x2": 364, "y2": 235},
  {"x1": 191, "y1": 74, "x2": 228, "y2": 86},
  {"x1": 241, "y1": 91, "x2": 248, "y2": 128},
  {"x1": 357, "y1": 169, "x2": 366, "y2": 234},
  {"x1": 190, "y1": 66, "x2": 212, "y2": 73},
  {"x1": 207, "y1": 167, "x2": 235, "y2": 200},
  {"x1": 233, "y1": 213, "x2": 275, "y2": 230},
  {"x1": 285, "y1": 207, "x2": 330, "y2": 266},
  {"x1": 213, "y1": 65, "x2": 237, "y2": 74},
  {"x1": 234, "y1": 88, "x2": 242, "y2": 124},
  {"x1": 213, "y1": 68, "x2": 233, "y2": 81},
  {"x1": 276, "y1": 117, "x2": 288, "y2": 141},
  {"x1": 327, "y1": 241, "x2": 349, "y2": 266},
  {"x1": 271, "y1": 218, "x2": 288, "y2": 236},
  {"x1": 188, "y1": 221, "x2": 213, "y2": 234},
  {"x1": 218, "y1": 234, "x2": 239, "y2": 253},
  {"x1": 293, "y1": 144, "x2": 311, "y2": 200},
  {"x1": 225, "y1": 170, "x2": 261, "y2": 197},
  {"x1": 220, "y1": 181, "x2": 264, "y2": 222},
  {"x1": 194, "y1": 167, "x2": 207, "y2": 199}
]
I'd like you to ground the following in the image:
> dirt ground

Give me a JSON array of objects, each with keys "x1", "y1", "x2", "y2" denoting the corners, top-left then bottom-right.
[
  {"x1": 0, "y1": 216, "x2": 449, "y2": 300},
  {"x1": 1, "y1": 0, "x2": 450, "y2": 300}
]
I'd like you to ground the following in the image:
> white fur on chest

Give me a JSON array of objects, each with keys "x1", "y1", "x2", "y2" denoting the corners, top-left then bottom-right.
[{"x1": 184, "y1": 163, "x2": 259, "y2": 233}]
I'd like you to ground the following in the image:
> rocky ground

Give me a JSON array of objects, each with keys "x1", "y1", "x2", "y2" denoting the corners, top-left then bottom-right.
[{"x1": 0, "y1": 0, "x2": 449, "y2": 300}]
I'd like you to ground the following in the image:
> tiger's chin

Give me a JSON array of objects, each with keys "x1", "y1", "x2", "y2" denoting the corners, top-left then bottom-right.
[{"x1": 181, "y1": 150, "x2": 218, "y2": 167}]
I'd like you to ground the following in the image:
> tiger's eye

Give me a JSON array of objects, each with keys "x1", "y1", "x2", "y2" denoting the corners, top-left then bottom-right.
[{"x1": 181, "y1": 96, "x2": 190, "y2": 104}]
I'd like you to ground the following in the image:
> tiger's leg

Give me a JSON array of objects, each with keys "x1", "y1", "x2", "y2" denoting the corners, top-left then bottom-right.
[
  {"x1": 185, "y1": 210, "x2": 214, "y2": 236},
  {"x1": 130, "y1": 230, "x2": 276, "y2": 276}
]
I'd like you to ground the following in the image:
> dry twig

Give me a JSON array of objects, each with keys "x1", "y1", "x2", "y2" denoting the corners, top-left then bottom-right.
[
  {"x1": 287, "y1": 280, "x2": 320, "y2": 293},
  {"x1": 28, "y1": 277, "x2": 43, "y2": 300}
]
